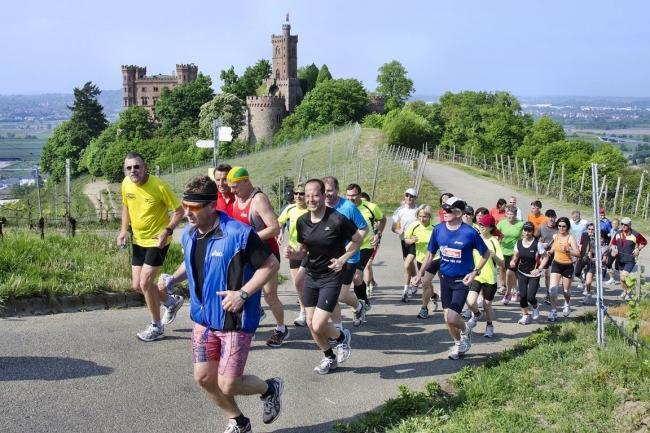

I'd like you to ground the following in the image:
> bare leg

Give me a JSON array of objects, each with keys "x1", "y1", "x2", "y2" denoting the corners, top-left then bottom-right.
[
  {"x1": 466, "y1": 290, "x2": 480, "y2": 314},
  {"x1": 139, "y1": 264, "x2": 163, "y2": 323},
  {"x1": 290, "y1": 268, "x2": 305, "y2": 313},
  {"x1": 483, "y1": 299, "x2": 494, "y2": 322},
  {"x1": 263, "y1": 276, "x2": 285, "y2": 326},
  {"x1": 444, "y1": 309, "x2": 466, "y2": 342},
  {"x1": 306, "y1": 307, "x2": 340, "y2": 350}
]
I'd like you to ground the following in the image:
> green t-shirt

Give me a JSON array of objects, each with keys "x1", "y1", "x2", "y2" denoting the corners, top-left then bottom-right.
[
  {"x1": 277, "y1": 203, "x2": 309, "y2": 248},
  {"x1": 497, "y1": 219, "x2": 524, "y2": 255},
  {"x1": 404, "y1": 221, "x2": 433, "y2": 263},
  {"x1": 357, "y1": 200, "x2": 384, "y2": 250}
]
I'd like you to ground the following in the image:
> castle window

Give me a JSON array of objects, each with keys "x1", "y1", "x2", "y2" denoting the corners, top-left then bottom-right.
[
  {"x1": 152, "y1": 97, "x2": 158, "y2": 105},
  {"x1": 153, "y1": 87, "x2": 159, "y2": 92},
  {"x1": 141, "y1": 97, "x2": 149, "y2": 106},
  {"x1": 142, "y1": 87, "x2": 147, "y2": 92},
  {"x1": 124, "y1": 98, "x2": 128, "y2": 107}
]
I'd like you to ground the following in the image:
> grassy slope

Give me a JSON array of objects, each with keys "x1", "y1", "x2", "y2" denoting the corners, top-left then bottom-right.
[{"x1": 336, "y1": 318, "x2": 650, "y2": 433}]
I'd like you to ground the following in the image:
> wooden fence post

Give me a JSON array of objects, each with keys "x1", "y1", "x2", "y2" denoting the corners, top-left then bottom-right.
[
  {"x1": 533, "y1": 160, "x2": 539, "y2": 194},
  {"x1": 523, "y1": 159, "x2": 529, "y2": 189},
  {"x1": 559, "y1": 164, "x2": 565, "y2": 202},
  {"x1": 578, "y1": 169, "x2": 585, "y2": 205},
  {"x1": 644, "y1": 191, "x2": 650, "y2": 220},
  {"x1": 546, "y1": 161, "x2": 555, "y2": 196},
  {"x1": 494, "y1": 154, "x2": 500, "y2": 180},
  {"x1": 613, "y1": 177, "x2": 621, "y2": 215},
  {"x1": 634, "y1": 171, "x2": 645, "y2": 215},
  {"x1": 507, "y1": 155, "x2": 512, "y2": 183},
  {"x1": 621, "y1": 186, "x2": 626, "y2": 215},
  {"x1": 515, "y1": 156, "x2": 520, "y2": 186}
]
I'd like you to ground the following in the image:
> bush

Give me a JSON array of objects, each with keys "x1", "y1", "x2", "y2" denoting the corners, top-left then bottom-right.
[
  {"x1": 383, "y1": 109, "x2": 435, "y2": 149},
  {"x1": 362, "y1": 113, "x2": 385, "y2": 129}
]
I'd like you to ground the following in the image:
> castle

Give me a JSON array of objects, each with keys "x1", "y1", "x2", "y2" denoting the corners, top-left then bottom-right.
[
  {"x1": 121, "y1": 64, "x2": 198, "y2": 115},
  {"x1": 120, "y1": 17, "x2": 383, "y2": 144}
]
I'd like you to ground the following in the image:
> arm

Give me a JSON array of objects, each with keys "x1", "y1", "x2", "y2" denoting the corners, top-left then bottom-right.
[
  {"x1": 219, "y1": 255, "x2": 280, "y2": 313},
  {"x1": 568, "y1": 235, "x2": 581, "y2": 258},
  {"x1": 510, "y1": 250, "x2": 520, "y2": 270},
  {"x1": 464, "y1": 248, "x2": 491, "y2": 285},
  {"x1": 329, "y1": 231, "x2": 363, "y2": 272},
  {"x1": 284, "y1": 242, "x2": 307, "y2": 260},
  {"x1": 371, "y1": 215, "x2": 387, "y2": 247},
  {"x1": 117, "y1": 205, "x2": 130, "y2": 246},
  {"x1": 156, "y1": 205, "x2": 184, "y2": 249},
  {"x1": 253, "y1": 194, "x2": 281, "y2": 240},
  {"x1": 411, "y1": 251, "x2": 433, "y2": 286},
  {"x1": 158, "y1": 262, "x2": 188, "y2": 291}
]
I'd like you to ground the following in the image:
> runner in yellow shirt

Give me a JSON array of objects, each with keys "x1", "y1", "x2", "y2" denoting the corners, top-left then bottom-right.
[
  {"x1": 117, "y1": 152, "x2": 183, "y2": 342},
  {"x1": 404, "y1": 205, "x2": 438, "y2": 319}
]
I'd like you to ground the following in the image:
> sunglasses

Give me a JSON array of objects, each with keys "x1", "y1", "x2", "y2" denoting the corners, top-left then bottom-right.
[
  {"x1": 182, "y1": 202, "x2": 210, "y2": 212},
  {"x1": 557, "y1": 224, "x2": 567, "y2": 228},
  {"x1": 125, "y1": 164, "x2": 141, "y2": 171},
  {"x1": 442, "y1": 207, "x2": 455, "y2": 213},
  {"x1": 294, "y1": 192, "x2": 305, "y2": 196},
  {"x1": 405, "y1": 193, "x2": 415, "y2": 198},
  {"x1": 622, "y1": 223, "x2": 630, "y2": 226}
]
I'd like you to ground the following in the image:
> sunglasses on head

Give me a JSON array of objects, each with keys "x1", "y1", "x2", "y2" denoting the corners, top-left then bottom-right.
[
  {"x1": 125, "y1": 164, "x2": 141, "y2": 171},
  {"x1": 182, "y1": 202, "x2": 210, "y2": 212}
]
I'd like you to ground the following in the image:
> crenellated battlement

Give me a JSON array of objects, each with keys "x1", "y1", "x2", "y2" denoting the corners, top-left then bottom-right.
[{"x1": 246, "y1": 95, "x2": 286, "y2": 109}]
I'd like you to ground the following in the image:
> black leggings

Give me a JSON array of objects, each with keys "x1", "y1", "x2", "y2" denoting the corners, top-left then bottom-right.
[{"x1": 517, "y1": 272, "x2": 540, "y2": 308}]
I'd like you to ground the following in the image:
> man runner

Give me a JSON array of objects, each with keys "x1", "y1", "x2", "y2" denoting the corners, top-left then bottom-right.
[
  {"x1": 117, "y1": 152, "x2": 184, "y2": 342},
  {"x1": 213, "y1": 163, "x2": 235, "y2": 215},
  {"x1": 162, "y1": 175, "x2": 283, "y2": 433}
]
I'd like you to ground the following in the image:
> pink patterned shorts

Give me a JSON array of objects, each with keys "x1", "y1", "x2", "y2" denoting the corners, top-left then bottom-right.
[{"x1": 191, "y1": 324, "x2": 253, "y2": 377}]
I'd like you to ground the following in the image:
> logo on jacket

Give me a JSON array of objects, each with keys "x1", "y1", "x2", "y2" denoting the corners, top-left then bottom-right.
[{"x1": 211, "y1": 251, "x2": 223, "y2": 257}]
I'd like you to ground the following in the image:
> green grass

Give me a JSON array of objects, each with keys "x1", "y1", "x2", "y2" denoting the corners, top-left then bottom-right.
[
  {"x1": 0, "y1": 230, "x2": 182, "y2": 300},
  {"x1": 336, "y1": 317, "x2": 650, "y2": 433}
]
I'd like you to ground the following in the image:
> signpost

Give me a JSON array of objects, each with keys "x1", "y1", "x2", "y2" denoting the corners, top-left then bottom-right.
[{"x1": 195, "y1": 118, "x2": 233, "y2": 168}]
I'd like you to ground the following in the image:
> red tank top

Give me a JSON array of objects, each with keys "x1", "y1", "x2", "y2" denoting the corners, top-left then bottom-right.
[{"x1": 231, "y1": 189, "x2": 279, "y2": 255}]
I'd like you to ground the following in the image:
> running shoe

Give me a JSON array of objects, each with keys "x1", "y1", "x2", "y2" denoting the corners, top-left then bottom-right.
[
  {"x1": 161, "y1": 295, "x2": 184, "y2": 325},
  {"x1": 448, "y1": 343, "x2": 462, "y2": 360},
  {"x1": 581, "y1": 294, "x2": 591, "y2": 305},
  {"x1": 314, "y1": 356, "x2": 338, "y2": 375},
  {"x1": 484, "y1": 324, "x2": 495, "y2": 338},
  {"x1": 401, "y1": 289, "x2": 409, "y2": 303},
  {"x1": 532, "y1": 306, "x2": 541, "y2": 321},
  {"x1": 352, "y1": 301, "x2": 366, "y2": 327},
  {"x1": 431, "y1": 293, "x2": 440, "y2": 311},
  {"x1": 458, "y1": 331, "x2": 472, "y2": 354},
  {"x1": 605, "y1": 278, "x2": 615, "y2": 285},
  {"x1": 261, "y1": 377, "x2": 284, "y2": 424},
  {"x1": 518, "y1": 314, "x2": 531, "y2": 325},
  {"x1": 266, "y1": 328, "x2": 290, "y2": 347},
  {"x1": 409, "y1": 285, "x2": 418, "y2": 297},
  {"x1": 293, "y1": 312, "x2": 306, "y2": 327},
  {"x1": 461, "y1": 308, "x2": 472, "y2": 320},
  {"x1": 497, "y1": 286, "x2": 506, "y2": 295},
  {"x1": 365, "y1": 300, "x2": 372, "y2": 312},
  {"x1": 223, "y1": 419, "x2": 251, "y2": 433},
  {"x1": 582, "y1": 288, "x2": 589, "y2": 296},
  {"x1": 466, "y1": 311, "x2": 483, "y2": 331},
  {"x1": 367, "y1": 280, "x2": 376, "y2": 298},
  {"x1": 335, "y1": 329, "x2": 352, "y2": 363},
  {"x1": 511, "y1": 292, "x2": 520, "y2": 303},
  {"x1": 547, "y1": 309, "x2": 558, "y2": 322},
  {"x1": 259, "y1": 307, "x2": 267, "y2": 323},
  {"x1": 577, "y1": 282, "x2": 585, "y2": 290},
  {"x1": 136, "y1": 323, "x2": 164, "y2": 342},
  {"x1": 562, "y1": 304, "x2": 571, "y2": 317},
  {"x1": 543, "y1": 293, "x2": 551, "y2": 305},
  {"x1": 417, "y1": 307, "x2": 429, "y2": 319},
  {"x1": 501, "y1": 294, "x2": 511, "y2": 305}
]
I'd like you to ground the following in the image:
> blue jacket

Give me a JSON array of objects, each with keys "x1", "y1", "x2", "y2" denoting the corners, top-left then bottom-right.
[{"x1": 181, "y1": 212, "x2": 262, "y2": 333}]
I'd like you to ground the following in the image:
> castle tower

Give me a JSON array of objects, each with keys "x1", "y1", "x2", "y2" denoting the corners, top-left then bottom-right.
[
  {"x1": 121, "y1": 65, "x2": 145, "y2": 107},
  {"x1": 175, "y1": 63, "x2": 198, "y2": 83},
  {"x1": 272, "y1": 20, "x2": 298, "y2": 80}
]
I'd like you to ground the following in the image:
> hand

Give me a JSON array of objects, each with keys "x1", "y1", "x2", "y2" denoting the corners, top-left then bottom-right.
[
  {"x1": 284, "y1": 245, "x2": 294, "y2": 259},
  {"x1": 277, "y1": 232, "x2": 284, "y2": 244},
  {"x1": 463, "y1": 270, "x2": 478, "y2": 286},
  {"x1": 156, "y1": 230, "x2": 170, "y2": 249},
  {"x1": 633, "y1": 247, "x2": 640, "y2": 257},
  {"x1": 411, "y1": 235, "x2": 418, "y2": 243},
  {"x1": 411, "y1": 274, "x2": 423, "y2": 287},
  {"x1": 158, "y1": 274, "x2": 173, "y2": 292},
  {"x1": 116, "y1": 231, "x2": 127, "y2": 248},
  {"x1": 510, "y1": 260, "x2": 517, "y2": 269},
  {"x1": 371, "y1": 234, "x2": 381, "y2": 247},
  {"x1": 217, "y1": 290, "x2": 245, "y2": 313},
  {"x1": 328, "y1": 258, "x2": 343, "y2": 272},
  {"x1": 531, "y1": 269, "x2": 541, "y2": 277}
]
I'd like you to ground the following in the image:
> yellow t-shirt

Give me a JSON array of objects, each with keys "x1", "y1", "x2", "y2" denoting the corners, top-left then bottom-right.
[
  {"x1": 473, "y1": 235, "x2": 503, "y2": 285},
  {"x1": 358, "y1": 200, "x2": 384, "y2": 250},
  {"x1": 404, "y1": 221, "x2": 433, "y2": 263},
  {"x1": 278, "y1": 203, "x2": 309, "y2": 248},
  {"x1": 121, "y1": 175, "x2": 180, "y2": 247}
]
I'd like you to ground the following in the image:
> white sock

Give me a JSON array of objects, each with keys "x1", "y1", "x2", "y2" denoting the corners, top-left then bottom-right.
[
  {"x1": 276, "y1": 325, "x2": 287, "y2": 332},
  {"x1": 403, "y1": 285, "x2": 409, "y2": 291},
  {"x1": 153, "y1": 320, "x2": 162, "y2": 328}
]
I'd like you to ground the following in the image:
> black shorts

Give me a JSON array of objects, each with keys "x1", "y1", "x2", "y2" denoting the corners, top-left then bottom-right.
[
  {"x1": 503, "y1": 254, "x2": 515, "y2": 271},
  {"x1": 342, "y1": 262, "x2": 356, "y2": 285},
  {"x1": 615, "y1": 261, "x2": 636, "y2": 273},
  {"x1": 289, "y1": 259, "x2": 303, "y2": 270},
  {"x1": 551, "y1": 261, "x2": 574, "y2": 279},
  {"x1": 439, "y1": 274, "x2": 469, "y2": 314},
  {"x1": 303, "y1": 272, "x2": 342, "y2": 313},
  {"x1": 356, "y1": 249, "x2": 374, "y2": 271},
  {"x1": 469, "y1": 280, "x2": 498, "y2": 301},
  {"x1": 425, "y1": 259, "x2": 440, "y2": 276},
  {"x1": 400, "y1": 240, "x2": 415, "y2": 258},
  {"x1": 132, "y1": 244, "x2": 169, "y2": 267}
]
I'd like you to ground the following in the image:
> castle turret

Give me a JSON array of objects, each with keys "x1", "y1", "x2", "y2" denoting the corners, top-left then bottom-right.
[
  {"x1": 176, "y1": 64, "x2": 198, "y2": 83},
  {"x1": 244, "y1": 96, "x2": 286, "y2": 144},
  {"x1": 121, "y1": 65, "x2": 145, "y2": 107}
]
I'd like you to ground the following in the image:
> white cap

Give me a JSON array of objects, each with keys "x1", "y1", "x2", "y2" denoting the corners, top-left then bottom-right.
[{"x1": 404, "y1": 188, "x2": 417, "y2": 197}]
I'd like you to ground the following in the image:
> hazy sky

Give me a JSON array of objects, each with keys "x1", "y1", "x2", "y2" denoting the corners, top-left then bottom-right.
[{"x1": 3, "y1": 0, "x2": 649, "y2": 96}]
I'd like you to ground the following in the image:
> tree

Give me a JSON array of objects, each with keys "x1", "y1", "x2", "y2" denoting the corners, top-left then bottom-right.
[
  {"x1": 219, "y1": 60, "x2": 271, "y2": 100},
  {"x1": 376, "y1": 60, "x2": 414, "y2": 111},
  {"x1": 298, "y1": 63, "x2": 319, "y2": 94},
  {"x1": 517, "y1": 115, "x2": 565, "y2": 160},
  {"x1": 362, "y1": 113, "x2": 385, "y2": 129},
  {"x1": 198, "y1": 93, "x2": 245, "y2": 139},
  {"x1": 40, "y1": 120, "x2": 93, "y2": 181},
  {"x1": 68, "y1": 82, "x2": 108, "y2": 137},
  {"x1": 274, "y1": 78, "x2": 367, "y2": 142},
  {"x1": 155, "y1": 73, "x2": 215, "y2": 138},
  {"x1": 383, "y1": 109, "x2": 435, "y2": 149},
  {"x1": 316, "y1": 64, "x2": 332, "y2": 85}
]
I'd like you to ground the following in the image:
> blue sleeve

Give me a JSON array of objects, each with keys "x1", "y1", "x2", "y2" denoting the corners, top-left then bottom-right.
[
  {"x1": 427, "y1": 226, "x2": 439, "y2": 254},
  {"x1": 474, "y1": 229, "x2": 488, "y2": 256},
  {"x1": 350, "y1": 205, "x2": 368, "y2": 230}
]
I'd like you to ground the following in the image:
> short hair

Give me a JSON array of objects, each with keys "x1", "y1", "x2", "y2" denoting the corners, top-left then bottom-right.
[
  {"x1": 571, "y1": 210, "x2": 581, "y2": 216},
  {"x1": 612, "y1": 217, "x2": 620, "y2": 224},
  {"x1": 215, "y1": 163, "x2": 232, "y2": 174},
  {"x1": 360, "y1": 192, "x2": 370, "y2": 201},
  {"x1": 306, "y1": 178, "x2": 325, "y2": 194},
  {"x1": 508, "y1": 195, "x2": 517, "y2": 202},
  {"x1": 496, "y1": 198, "x2": 507, "y2": 207},
  {"x1": 531, "y1": 200, "x2": 542, "y2": 208},
  {"x1": 505, "y1": 205, "x2": 517, "y2": 215},
  {"x1": 346, "y1": 183, "x2": 362, "y2": 194},
  {"x1": 417, "y1": 204, "x2": 433, "y2": 216},
  {"x1": 545, "y1": 209, "x2": 557, "y2": 218},
  {"x1": 322, "y1": 176, "x2": 339, "y2": 191},
  {"x1": 184, "y1": 175, "x2": 217, "y2": 196},
  {"x1": 556, "y1": 216, "x2": 571, "y2": 230},
  {"x1": 440, "y1": 192, "x2": 453, "y2": 205},
  {"x1": 475, "y1": 207, "x2": 489, "y2": 217},
  {"x1": 124, "y1": 152, "x2": 146, "y2": 164}
]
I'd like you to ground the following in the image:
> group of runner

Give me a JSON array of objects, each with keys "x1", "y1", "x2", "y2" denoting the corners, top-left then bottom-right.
[{"x1": 117, "y1": 151, "x2": 647, "y2": 432}]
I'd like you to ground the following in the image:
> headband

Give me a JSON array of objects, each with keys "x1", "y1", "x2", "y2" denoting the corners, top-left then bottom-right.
[{"x1": 182, "y1": 192, "x2": 216, "y2": 202}]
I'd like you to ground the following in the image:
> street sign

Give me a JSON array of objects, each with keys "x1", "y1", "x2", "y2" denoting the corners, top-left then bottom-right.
[
  {"x1": 218, "y1": 126, "x2": 233, "y2": 142},
  {"x1": 195, "y1": 140, "x2": 214, "y2": 148}
]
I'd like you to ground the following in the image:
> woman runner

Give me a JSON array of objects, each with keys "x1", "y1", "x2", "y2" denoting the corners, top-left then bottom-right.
[
  {"x1": 511, "y1": 222, "x2": 548, "y2": 324},
  {"x1": 548, "y1": 216, "x2": 580, "y2": 321}
]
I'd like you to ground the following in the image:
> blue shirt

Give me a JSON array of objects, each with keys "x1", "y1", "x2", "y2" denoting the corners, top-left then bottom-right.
[
  {"x1": 427, "y1": 222, "x2": 488, "y2": 277},
  {"x1": 331, "y1": 197, "x2": 367, "y2": 263},
  {"x1": 599, "y1": 217, "x2": 613, "y2": 236}
]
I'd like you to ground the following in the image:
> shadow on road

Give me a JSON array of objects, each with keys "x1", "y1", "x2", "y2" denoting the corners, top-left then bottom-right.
[{"x1": 0, "y1": 356, "x2": 113, "y2": 381}]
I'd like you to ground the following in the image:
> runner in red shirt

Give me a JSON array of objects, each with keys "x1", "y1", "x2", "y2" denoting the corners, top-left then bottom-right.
[{"x1": 213, "y1": 163, "x2": 235, "y2": 215}]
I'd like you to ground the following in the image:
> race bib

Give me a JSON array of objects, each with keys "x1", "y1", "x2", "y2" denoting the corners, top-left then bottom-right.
[{"x1": 442, "y1": 247, "x2": 462, "y2": 259}]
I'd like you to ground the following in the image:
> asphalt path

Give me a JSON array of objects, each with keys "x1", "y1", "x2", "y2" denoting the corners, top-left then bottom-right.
[{"x1": 0, "y1": 164, "x2": 626, "y2": 433}]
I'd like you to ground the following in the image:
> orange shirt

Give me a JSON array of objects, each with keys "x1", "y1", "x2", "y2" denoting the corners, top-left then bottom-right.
[
  {"x1": 490, "y1": 208, "x2": 506, "y2": 223},
  {"x1": 527, "y1": 213, "x2": 546, "y2": 238}
]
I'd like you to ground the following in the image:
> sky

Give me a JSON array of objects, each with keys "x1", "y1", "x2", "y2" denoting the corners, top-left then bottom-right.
[{"x1": 3, "y1": 0, "x2": 649, "y2": 97}]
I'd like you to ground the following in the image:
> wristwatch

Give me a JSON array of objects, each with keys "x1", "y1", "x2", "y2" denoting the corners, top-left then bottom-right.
[{"x1": 239, "y1": 290, "x2": 249, "y2": 301}]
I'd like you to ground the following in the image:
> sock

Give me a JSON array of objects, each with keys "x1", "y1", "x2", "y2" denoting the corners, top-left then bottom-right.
[
  {"x1": 336, "y1": 331, "x2": 346, "y2": 343},
  {"x1": 152, "y1": 320, "x2": 162, "y2": 328},
  {"x1": 164, "y1": 294, "x2": 176, "y2": 308},
  {"x1": 275, "y1": 325, "x2": 287, "y2": 333},
  {"x1": 334, "y1": 323, "x2": 343, "y2": 331},
  {"x1": 324, "y1": 348, "x2": 336, "y2": 360},
  {"x1": 403, "y1": 284, "x2": 409, "y2": 291},
  {"x1": 355, "y1": 301, "x2": 363, "y2": 312},
  {"x1": 233, "y1": 414, "x2": 248, "y2": 428},
  {"x1": 354, "y1": 282, "x2": 368, "y2": 302},
  {"x1": 260, "y1": 379, "x2": 275, "y2": 398}
]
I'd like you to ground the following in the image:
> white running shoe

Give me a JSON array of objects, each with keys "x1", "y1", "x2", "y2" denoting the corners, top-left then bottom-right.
[
  {"x1": 518, "y1": 314, "x2": 531, "y2": 325},
  {"x1": 293, "y1": 312, "x2": 307, "y2": 327},
  {"x1": 458, "y1": 332, "x2": 472, "y2": 354},
  {"x1": 562, "y1": 304, "x2": 571, "y2": 317},
  {"x1": 448, "y1": 343, "x2": 462, "y2": 360},
  {"x1": 605, "y1": 278, "x2": 615, "y2": 285},
  {"x1": 547, "y1": 309, "x2": 558, "y2": 322},
  {"x1": 502, "y1": 294, "x2": 511, "y2": 305},
  {"x1": 484, "y1": 324, "x2": 495, "y2": 338},
  {"x1": 335, "y1": 329, "x2": 352, "y2": 364},
  {"x1": 161, "y1": 295, "x2": 184, "y2": 325},
  {"x1": 136, "y1": 323, "x2": 164, "y2": 342},
  {"x1": 577, "y1": 282, "x2": 584, "y2": 290},
  {"x1": 466, "y1": 311, "x2": 483, "y2": 331},
  {"x1": 532, "y1": 306, "x2": 541, "y2": 321},
  {"x1": 314, "y1": 357, "x2": 338, "y2": 375},
  {"x1": 461, "y1": 308, "x2": 472, "y2": 320}
]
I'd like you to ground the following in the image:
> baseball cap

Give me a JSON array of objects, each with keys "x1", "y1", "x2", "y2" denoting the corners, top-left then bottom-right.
[
  {"x1": 599, "y1": 208, "x2": 606, "y2": 214},
  {"x1": 404, "y1": 188, "x2": 417, "y2": 197},
  {"x1": 522, "y1": 221, "x2": 535, "y2": 232},
  {"x1": 442, "y1": 196, "x2": 467, "y2": 212},
  {"x1": 479, "y1": 214, "x2": 496, "y2": 227},
  {"x1": 464, "y1": 205, "x2": 475, "y2": 216},
  {"x1": 621, "y1": 217, "x2": 632, "y2": 225}
]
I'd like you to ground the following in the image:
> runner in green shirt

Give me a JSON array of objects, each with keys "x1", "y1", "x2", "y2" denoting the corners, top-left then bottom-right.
[
  {"x1": 496, "y1": 207, "x2": 524, "y2": 305},
  {"x1": 357, "y1": 192, "x2": 386, "y2": 298}
]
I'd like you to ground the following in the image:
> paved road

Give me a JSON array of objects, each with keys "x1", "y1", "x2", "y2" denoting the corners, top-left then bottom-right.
[{"x1": 1, "y1": 166, "x2": 620, "y2": 433}]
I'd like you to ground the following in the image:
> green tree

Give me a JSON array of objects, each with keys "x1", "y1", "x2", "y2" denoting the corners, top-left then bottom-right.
[
  {"x1": 316, "y1": 64, "x2": 333, "y2": 84},
  {"x1": 298, "y1": 63, "x2": 319, "y2": 94},
  {"x1": 362, "y1": 113, "x2": 385, "y2": 129},
  {"x1": 198, "y1": 93, "x2": 245, "y2": 139},
  {"x1": 383, "y1": 109, "x2": 435, "y2": 149},
  {"x1": 220, "y1": 60, "x2": 271, "y2": 100},
  {"x1": 376, "y1": 60, "x2": 414, "y2": 111},
  {"x1": 155, "y1": 73, "x2": 214, "y2": 138},
  {"x1": 68, "y1": 82, "x2": 108, "y2": 137},
  {"x1": 517, "y1": 115, "x2": 565, "y2": 160},
  {"x1": 40, "y1": 121, "x2": 92, "y2": 181},
  {"x1": 274, "y1": 78, "x2": 367, "y2": 142}
]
